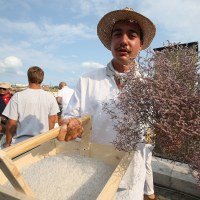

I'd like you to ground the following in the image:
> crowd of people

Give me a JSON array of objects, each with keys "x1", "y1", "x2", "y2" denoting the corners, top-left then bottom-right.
[
  {"x1": 0, "y1": 77, "x2": 74, "y2": 148},
  {"x1": 0, "y1": 7, "x2": 157, "y2": 200}
]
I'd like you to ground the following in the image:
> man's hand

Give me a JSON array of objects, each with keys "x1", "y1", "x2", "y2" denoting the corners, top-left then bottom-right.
[{"x1": 57, "y1": 118, "x2": 83, "y2": 141}]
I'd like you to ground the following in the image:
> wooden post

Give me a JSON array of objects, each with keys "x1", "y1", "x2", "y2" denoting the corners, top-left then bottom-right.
[
  {"x1": 0, "y1": 185, "x2": 36, "y2": 200},
  {"x1": 79, "y1": 115, "x2": 92, "y2": 156},
  {"x1": 96, "y1": 152, "x2": 134, "y2": 200},
  {"x1": 0, "y1": 115, "x2": 92, "y2": 198},
  {"x1": 4, "y1": 127, "x2": 61, "y2": 159},
  {"x1": 0, "y1": 150, "x2": 35, "y2": 197},
  {"x1": 4, "y1": 115, "x2": 92, "y2": 159}
]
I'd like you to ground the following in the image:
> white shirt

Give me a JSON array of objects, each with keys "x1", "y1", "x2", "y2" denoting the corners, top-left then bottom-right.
[
  {"x1": 64, "y1": 63, "x2": 119, "y2": 144},
  {"x1": 64, "y1": 62, "x2": 152, "y2": 199},
  {"x1": 64, "y1": 62, "x2": 142, "y2": 144},
  {"x1": 57, "y1": 86, "x2": 74, "y2": 113},
  {"x1": 3, "y1": 88, "x2": 60, "y2": 143}
]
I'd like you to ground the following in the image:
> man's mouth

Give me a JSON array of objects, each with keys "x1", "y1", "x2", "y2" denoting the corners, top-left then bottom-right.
[{"x1": 117, "y1": 47, "x2": 131, "y2": 53}]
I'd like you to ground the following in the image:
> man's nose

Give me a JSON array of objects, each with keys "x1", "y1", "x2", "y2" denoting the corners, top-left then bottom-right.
[{"x1": 120, "y1": 34, "x2": 128, "y2": 45}]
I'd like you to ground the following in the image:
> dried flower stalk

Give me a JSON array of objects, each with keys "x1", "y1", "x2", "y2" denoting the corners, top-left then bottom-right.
[{"x1": 103, "y1": 42, "x2": 200, "y2": 185}]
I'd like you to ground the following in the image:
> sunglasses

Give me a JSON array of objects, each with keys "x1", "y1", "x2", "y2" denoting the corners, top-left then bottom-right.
[{"x1": 0, "y1": 88, "x2": 7, "y2": 90}]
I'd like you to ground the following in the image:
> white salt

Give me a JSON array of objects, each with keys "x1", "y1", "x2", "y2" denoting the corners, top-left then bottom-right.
[{"x1": 5, "y1": 154, "x2": 114, "y2": 200}]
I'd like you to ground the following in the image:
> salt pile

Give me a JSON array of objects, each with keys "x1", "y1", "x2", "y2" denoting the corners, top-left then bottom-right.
[{"x1": 5, "y1": 153, "x2": 114, "y2": 200}]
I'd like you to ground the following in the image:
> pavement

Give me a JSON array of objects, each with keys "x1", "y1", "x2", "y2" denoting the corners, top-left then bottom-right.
[
  {"x1": 152, "y1": 156, "x2": 200, "y2": 200},
  {"x1": 155, "y1": 184, "x2": 200, "y2": 200}
]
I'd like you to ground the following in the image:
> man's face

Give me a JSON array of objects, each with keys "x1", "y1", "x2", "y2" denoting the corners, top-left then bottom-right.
[{"x1": 110, "y1": 20, "x2": 143, "y2": 65}]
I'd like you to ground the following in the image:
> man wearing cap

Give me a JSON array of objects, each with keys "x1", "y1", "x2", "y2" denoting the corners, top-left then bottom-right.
[
  {"x1": 57, "y1": 8, "x2": 156, "y2": 200},
  {"x1": 0, "y1": 83, "x2": 12, "y2": 133}
]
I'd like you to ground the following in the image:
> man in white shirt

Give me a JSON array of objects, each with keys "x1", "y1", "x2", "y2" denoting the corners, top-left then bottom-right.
[
  {"x1": 3, "y1": 66, "x2": 60, "y2": 146},
  {"x1": 56, "y1": 82, "x2": 74, "y2": 124},
  {"x1": 57, "y1": 8, "x2": 156, "y2": 200}
]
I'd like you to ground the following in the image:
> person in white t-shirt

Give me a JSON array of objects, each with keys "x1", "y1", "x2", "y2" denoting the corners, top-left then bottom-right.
[
  {"x1": 3, "y1": 66, "x2": 60, "y2": 146},
  {"x1": 57, "y1": 8, "x2": 156, "y2": 200},
  {"x1": 56, "y1": 82, "x2": 74, "y2": 125}
]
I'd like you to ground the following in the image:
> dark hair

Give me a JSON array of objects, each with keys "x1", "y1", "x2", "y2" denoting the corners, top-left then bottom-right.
[{"x1": 27, "y1": 66, "x2": 44, "y2": 84}]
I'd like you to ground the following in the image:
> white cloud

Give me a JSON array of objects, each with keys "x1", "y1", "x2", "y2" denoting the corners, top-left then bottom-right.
[
  {"x1": 0, "y1": 17, "x2": 96, "y2": 48},
  {"x1": 3, "y1": 56, "x2": 23, "y2": 68},
  {"x1": 69, "y1": 0, "x2": 200, "y2": 45},
  {"x1": 43, "y1": 23, "x2": 96, "y2": 42},
  {"x1": 70, "y1": 0, "x2": 135, "y2": 17},
  {"x1": 81, "y1": 61, "x2": 105, "y2": 69},
  {"x1": 139, "y1": 0, "x2": 200, "y2": 43},
  {"x1": 0, "y1": 18, "x2": 40, "y2": 35},
  {"x1": 0, "y1": 56, "x2": 25, "y2": 75}
]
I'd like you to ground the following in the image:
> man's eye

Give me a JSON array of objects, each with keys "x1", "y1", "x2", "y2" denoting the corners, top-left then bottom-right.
[
  {"x1": 113, "y1": 32, "x2": 121, "y2": 37},
  {"x1": 130, "y1": 33, "x2": 138, "y2": 38}
]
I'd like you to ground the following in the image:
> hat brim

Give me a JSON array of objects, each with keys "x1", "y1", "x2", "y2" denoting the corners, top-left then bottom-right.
[
  {"x1": 0, "y1": 83, "x2": 11, "y2": 89},
  {"x1": 97, "y1": 9, "x2": 156, "y2": 50}
]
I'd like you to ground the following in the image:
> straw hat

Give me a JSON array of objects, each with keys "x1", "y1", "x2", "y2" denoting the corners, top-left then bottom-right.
[
  {"x1": 97, "y1": 7, "x2": 156, "y2": 50},
  {"x1": 0, "y1": 82, "x2": 11, "y2": 89}
]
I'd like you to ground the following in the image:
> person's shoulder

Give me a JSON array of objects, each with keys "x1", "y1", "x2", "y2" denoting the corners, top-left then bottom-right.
[
  {"x1": 7, "y1": 89, "x2": 28, "y2": 101},
  {"x1": 81, "y1": 67, "x2": 106, "y2": 79},
  {"x1": 64, "y1": 86, "x2": 74, "y2": 91},
  {"x1": 42, "y1": 90, "x2": 57, "y2": 101},
  {"x1": 13, "y1": 88, "x2": 28, "y2": 96},
  {"x1": 42, "y1": 90, "x2": 54, "y2": 96}
]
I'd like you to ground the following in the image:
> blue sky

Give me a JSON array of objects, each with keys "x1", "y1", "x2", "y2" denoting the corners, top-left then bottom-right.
[{"x1": 0, "y1": 0, "x2": 199, "y2": 88}]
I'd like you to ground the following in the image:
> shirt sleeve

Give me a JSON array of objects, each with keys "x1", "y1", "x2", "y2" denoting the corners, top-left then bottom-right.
[
  {"x1": 49, "y1": 94, "x2": 60, "y2": 116},
  {"x1": 57, "y1": 89, "x2": 63, "y2": 97},
  {"x1": 2, "y1": 94, "x2": 18, "y2": 120}
]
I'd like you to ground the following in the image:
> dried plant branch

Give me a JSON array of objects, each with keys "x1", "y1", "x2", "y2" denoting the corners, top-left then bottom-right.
[{"x1": 103, "y1": 42, "x2": 200, "y2": 185}]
